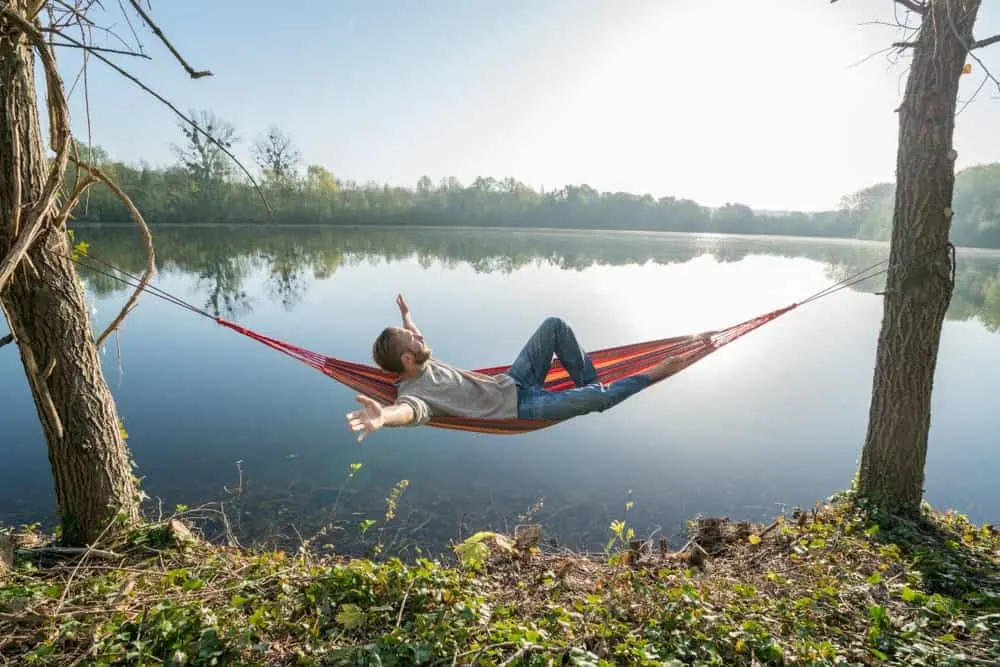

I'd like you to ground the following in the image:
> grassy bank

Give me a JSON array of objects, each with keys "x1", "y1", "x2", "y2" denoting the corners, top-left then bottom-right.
[{"x1": 1, "y1": 495, "x2": 997, "y2": 666}]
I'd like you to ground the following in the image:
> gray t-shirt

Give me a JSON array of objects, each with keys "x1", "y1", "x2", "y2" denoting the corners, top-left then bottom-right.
[{"x1": 395, "y1": 359, "x2": 518, "y2": 425}]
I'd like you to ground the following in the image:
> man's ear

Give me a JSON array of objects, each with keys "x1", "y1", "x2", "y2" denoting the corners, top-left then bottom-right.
[{"x1": 399, "y1": 351, "x2": 413, "y2": 368}]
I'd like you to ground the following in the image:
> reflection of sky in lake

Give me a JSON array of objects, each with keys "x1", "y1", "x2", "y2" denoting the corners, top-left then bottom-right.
[{"x1": 1, "y1": 231, "x2": 997, "y2": 553}]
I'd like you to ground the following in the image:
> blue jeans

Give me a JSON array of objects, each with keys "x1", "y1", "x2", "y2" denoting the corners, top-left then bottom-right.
[{"x1": 505, "y1": 317, "x2": 651, "y2": 421}]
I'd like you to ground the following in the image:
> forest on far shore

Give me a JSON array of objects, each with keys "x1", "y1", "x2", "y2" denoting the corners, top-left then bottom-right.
[{"x1": 65, "y1": 111, "x2": 1000, "y2": 248}]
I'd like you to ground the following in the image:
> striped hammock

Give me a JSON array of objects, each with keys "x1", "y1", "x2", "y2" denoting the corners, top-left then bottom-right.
[{"x1": 214, "y1": 304, "x2": 796, "y2": 435}]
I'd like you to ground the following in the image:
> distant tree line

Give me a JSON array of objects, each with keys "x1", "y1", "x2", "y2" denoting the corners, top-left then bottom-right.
[{"x1": 65, "y1": 109, "x2": 1000, "y2": 247}]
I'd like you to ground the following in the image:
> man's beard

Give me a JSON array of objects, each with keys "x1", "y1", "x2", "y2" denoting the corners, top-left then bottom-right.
[{"x1": 412, "y1": 344, "x2": 432, "y2": 364}]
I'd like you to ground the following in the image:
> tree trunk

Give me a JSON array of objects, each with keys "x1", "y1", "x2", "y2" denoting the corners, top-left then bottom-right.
[
  {"x1": 857, "y1": 0, "x2": 980, "y2": 517},
  {"x1": 0, "y1": 1, "x2": 140, "y2": 545}
]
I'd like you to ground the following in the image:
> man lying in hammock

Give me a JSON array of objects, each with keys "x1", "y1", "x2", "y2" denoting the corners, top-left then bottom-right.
[{"x1": 345, "y1": 294, "x2": 715, "y2": 441}]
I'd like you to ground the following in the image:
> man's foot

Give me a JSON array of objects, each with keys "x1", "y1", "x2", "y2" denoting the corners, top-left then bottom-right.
[
  {"x1": 692, "y1": 330, "x2": 719, "y2": 345},
  {"x1": 646, "y1": 355, "x2": 687, "y2": 382}
]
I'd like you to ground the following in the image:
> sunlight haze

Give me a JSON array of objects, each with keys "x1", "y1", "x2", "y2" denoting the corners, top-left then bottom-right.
[{"x1": 47, "y1": 0, "x2": 1000, "y2": 212}]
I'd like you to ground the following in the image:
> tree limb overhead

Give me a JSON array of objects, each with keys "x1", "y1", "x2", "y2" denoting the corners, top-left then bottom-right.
[
  {"x1": 830, "y1": 0, "x2": 927, "y2": 15},
  {"x1": 893, "y1": 0, "x2": 928, "y2": 15},
  {"x1": 51, "y1": 29, "x2": 270, "y2": 212},
  {"x1": 972, "y1": 34, "x2": 1000, "y2": 50},
  {"x1": 126, "y1": 0, "x2": 212, "y2": 78}
]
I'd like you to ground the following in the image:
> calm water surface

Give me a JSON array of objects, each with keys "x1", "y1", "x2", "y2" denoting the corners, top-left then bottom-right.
[{"x1": 2, "y1": 227, "x2": 998, "y2": 554}]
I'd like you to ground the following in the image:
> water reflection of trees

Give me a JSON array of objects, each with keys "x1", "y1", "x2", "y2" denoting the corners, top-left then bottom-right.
[{"x1": 75, "y1": 225, "x2": 1000, "y2": 329}]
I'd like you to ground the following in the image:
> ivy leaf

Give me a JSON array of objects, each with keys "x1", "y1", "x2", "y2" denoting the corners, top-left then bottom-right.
[
  {"x1": 454, "y1": 540, "x2": 490, "y2": 570},
  {"x1": 335, "y1": 603, "x2": 366, "y2": 629}
]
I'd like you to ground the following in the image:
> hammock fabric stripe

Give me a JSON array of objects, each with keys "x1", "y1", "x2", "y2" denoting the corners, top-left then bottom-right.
[{"x1": 214, "y1": 303, "x2": 797, "y2": 435}]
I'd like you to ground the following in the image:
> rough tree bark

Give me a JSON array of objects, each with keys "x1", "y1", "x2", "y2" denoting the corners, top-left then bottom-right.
[
  {"x1": 857, "y1": 0, "x2": 981, "y2": 517},
  {"x1": 0, "y1": 1, "x2": 140, "y2": 545}
]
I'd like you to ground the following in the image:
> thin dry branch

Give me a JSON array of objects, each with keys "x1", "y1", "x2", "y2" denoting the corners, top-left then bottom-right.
[
  {"x1": 19, "y1": 545, "x2": 122, "y2": 560},
  {"x1": 68, "y1": 159, "x2": 156, "y2": 349},
  {"x1": 44, "y1": 0, "x2": 96, "y2": 28},
  {"x1": 115, "y1": 0, "x2": 144, "y2": 51},
  {"x1": 43, "y1": 5, "x2": 137, "y2": 53},
  {"x1": 850, "y1": 44, "x2": 903, "y2": 68},
  {"x1": 2, "y1": 302, "x2": 64, "y2": 441},
  {"x1": 51, "y1": 29, "x2": 272, "y2": 213},
  {"x1": 0, "y1": 4, "x2": 73, "y2": 294},
  {"x1": 942, "y1": 2, "x2": 1000, "y2": 97},
  {"x1": 48, "y1": 39, "x2": 152, "y2": 59},
  {"x1": 957, "y1": 72, "x2": 991, "y2": 116},
  {"x1": 0, "y1": 333, "x2": 13, "y2": 348},
  {"x1": 842, "y1": 2, "x2": 921, "y2": 73},
  {"x1": 54, "y1": 172, "x2": 98, "y2": 229},
  {"x1": 126, "y1": 0, "x2": 211, "y2": 78},
  {"x1": 54, "y1": 516, "x2": 123, "y2": 616}
]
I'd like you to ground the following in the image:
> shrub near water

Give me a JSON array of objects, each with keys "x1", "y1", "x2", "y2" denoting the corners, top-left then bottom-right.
[{"x1": 1, "y1": 496, "x2": 997, "y2": 666}]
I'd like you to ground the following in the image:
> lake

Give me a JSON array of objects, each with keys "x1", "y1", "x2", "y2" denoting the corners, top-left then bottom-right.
[{"x1": 2, "y1": 226, "x2": 998, "y2": 556}]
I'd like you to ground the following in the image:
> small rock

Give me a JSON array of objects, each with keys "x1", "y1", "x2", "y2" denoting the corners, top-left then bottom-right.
[{"x1": 168, "y1": 519, "x2": 197, "y2": 545}]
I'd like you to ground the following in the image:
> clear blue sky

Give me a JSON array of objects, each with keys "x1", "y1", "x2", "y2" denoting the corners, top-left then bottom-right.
[{"x1": 47, "y1": 0, "x2": 1000, "y2": 211}]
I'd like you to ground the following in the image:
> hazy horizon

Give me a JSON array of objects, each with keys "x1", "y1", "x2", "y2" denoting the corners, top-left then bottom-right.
[{"x1": 41, "y1": 1, "x2": 1000, "y2": 213}]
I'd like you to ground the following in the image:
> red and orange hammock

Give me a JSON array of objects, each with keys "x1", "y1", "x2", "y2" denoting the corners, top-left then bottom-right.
[
  {"x1": 214, "y1": 304, "x2": 796, "y2": 434},
  {"x1": 68, "y1": 248, "x2": 898, "y2": 436}
]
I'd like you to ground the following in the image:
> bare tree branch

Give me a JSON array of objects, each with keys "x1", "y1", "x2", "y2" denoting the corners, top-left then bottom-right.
[
  {"x1": 860, "y1": 20, "x2": 913, "y2": 29},
  {"x1": 50, "y1": 29, "x2": 271, "y2": 213},
  {"x1": 849, "y1": 45, "x2": 899, "y2": 68},
  {"x1": 46, "y1": 0, "x2": 96, "y2": 28},
  {"x1": 964, "y1": 46, "x2": 1000, "y2": 93},
  {"x1": 957, "y1": 73, "x2": 990, "y2": 116},
  {"x1": 116, "y1": 0, "x2": 145, "y2": 52},
  {"x1": 893, "y1": 0, "x2": 927, "y2": 15},
  {"x1": 842, "y1": 1, "x2": 921, "y2": 73},
  {"x1": 54, "y1": 171, "x2": 97, "y2": 230},
  {"x1": 126, "y1": 0, "x2": 212, "y2": 78},
  {"x1": 0, "y1": 333, "x2": 13, "y2": 348},
  {"x1": 972, "y1": 34, "x2": 1000, "y2": 50},
  {"x1": 942, "y1": 2, "x2": 1000, "y2": 99},
  {"x1": 41, "y1": 9, "x2": 138, "y2": 53},
  {"x1": 832, "y1": 0, "x2": 927, "y2": 15},
  {"x1": 48, "y1": 40, "x2": 152, "y2": 59},
  {"x1": 854, "y1": 1, "x2": 997, "y2": 111},
  {"x1": 67, "y1": 158, "x2": 156, "y2": 349}
]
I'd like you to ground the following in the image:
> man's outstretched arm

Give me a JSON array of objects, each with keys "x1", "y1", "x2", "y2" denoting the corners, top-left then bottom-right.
[
  {"x1": 396, "y1": 293, "x2": 423, "y2": 338},
  {"x1": 382, "y1": 403, "x2": 416, "y2": 426},
  {"x1": 346, "y1": 395, "x2": 417, "y2": 441}
]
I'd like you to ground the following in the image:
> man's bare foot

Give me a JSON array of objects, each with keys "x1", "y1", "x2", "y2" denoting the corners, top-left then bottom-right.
[
  {"x1": 646, "y1": 355, "x2": 686, "y2": 382},
  {"x1": 692, "y1": 330, "x2": 719, "y2": 344}
]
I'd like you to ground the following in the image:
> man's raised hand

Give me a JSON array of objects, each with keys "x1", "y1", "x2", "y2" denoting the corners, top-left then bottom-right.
[
  {"x1": 346, "y1": 394, "x2": 384, "y2": 442},
  {"x1": 397, "y1": 293, "x2": 423, "y2": 338}
]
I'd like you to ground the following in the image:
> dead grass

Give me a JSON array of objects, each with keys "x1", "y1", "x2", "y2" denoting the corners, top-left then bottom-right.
[{"x1": 1, "y1": 498, "x2": 997, "y2": 665}]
